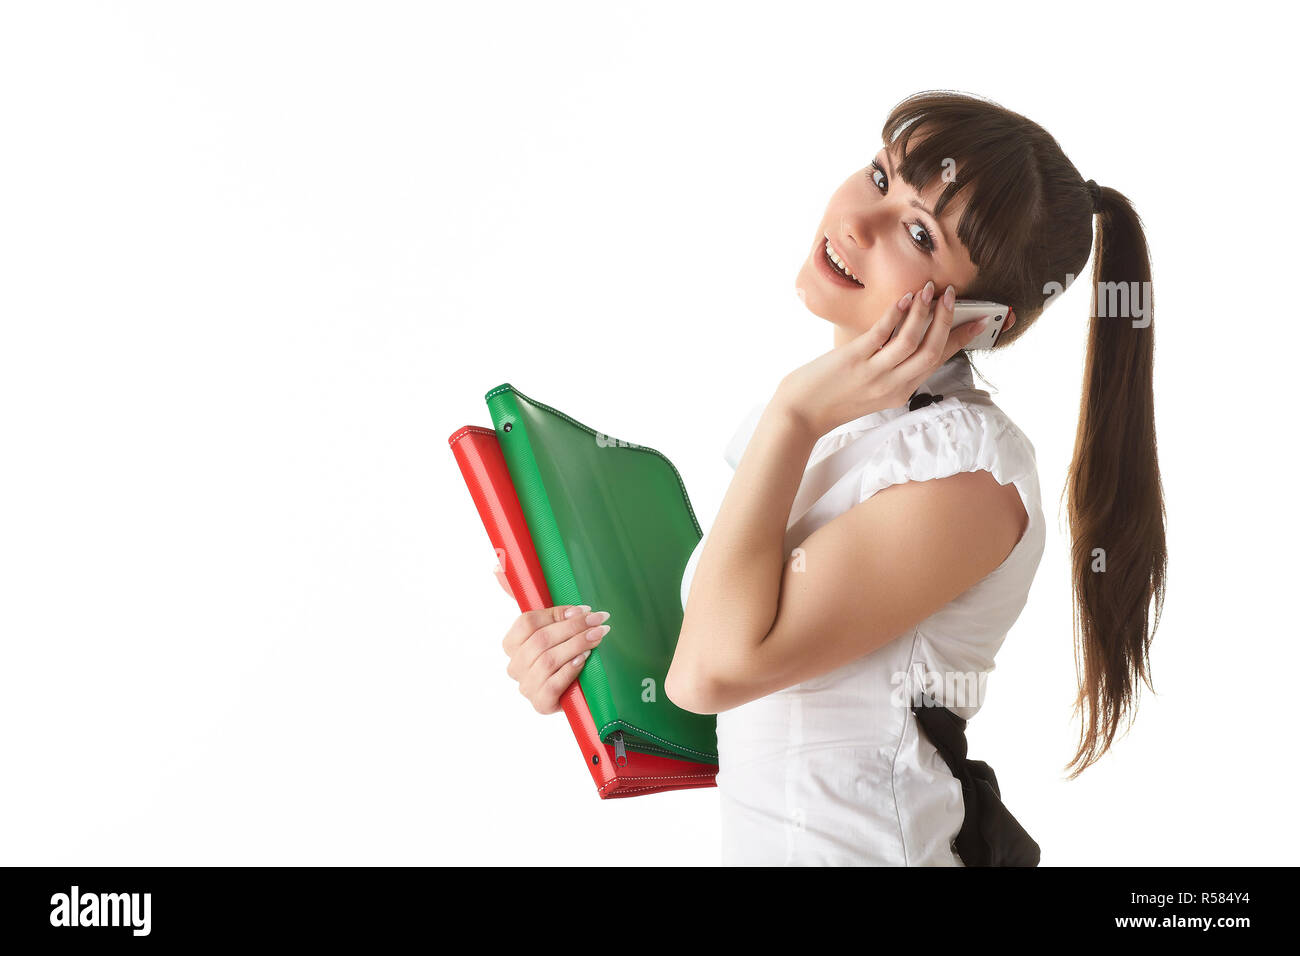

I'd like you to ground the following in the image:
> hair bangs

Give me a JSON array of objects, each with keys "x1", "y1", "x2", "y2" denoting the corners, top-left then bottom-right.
[{"x1": 881, "y1": 92, "x2": 1044, "y2": 303}]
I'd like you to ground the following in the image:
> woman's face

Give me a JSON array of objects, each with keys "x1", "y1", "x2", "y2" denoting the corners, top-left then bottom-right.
[{"x1": 795, "y1": 141, "x2": 981, "y2": 348}]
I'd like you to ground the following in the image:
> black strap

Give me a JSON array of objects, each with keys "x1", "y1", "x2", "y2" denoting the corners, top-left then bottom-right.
[{"x1": 911, "y1": 692, "x2": 1041, "y2": 866}]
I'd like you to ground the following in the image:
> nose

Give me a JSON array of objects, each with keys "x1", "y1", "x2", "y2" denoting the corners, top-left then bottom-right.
[{"x1": 839, "y1": 207, "x2": 881, "y2": 251}]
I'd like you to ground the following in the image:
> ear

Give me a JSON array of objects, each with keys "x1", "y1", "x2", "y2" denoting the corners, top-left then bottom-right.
[{"x1": 1005, "y1": 307, "x2": 1017, "y2": 333}]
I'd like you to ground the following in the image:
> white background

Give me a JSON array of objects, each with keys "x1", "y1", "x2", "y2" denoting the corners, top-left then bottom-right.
[{"x1": 2, "y1": 1, "x2": 1296, "y2": 866}]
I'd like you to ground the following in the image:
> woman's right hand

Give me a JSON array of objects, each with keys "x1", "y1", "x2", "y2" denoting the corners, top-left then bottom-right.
[{"x1": 501, "y1": 602, "x2": 612, "y2": 715}]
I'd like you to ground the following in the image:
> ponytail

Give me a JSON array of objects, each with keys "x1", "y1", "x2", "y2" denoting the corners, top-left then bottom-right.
[{"x1": 1062, "y1": 184, "x2": 1168, "y2": 777}]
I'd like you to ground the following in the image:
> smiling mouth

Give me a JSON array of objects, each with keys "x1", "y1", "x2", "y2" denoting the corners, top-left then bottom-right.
[{"x1": 823, "y1": 236, "x2": 864, "y2": 287}]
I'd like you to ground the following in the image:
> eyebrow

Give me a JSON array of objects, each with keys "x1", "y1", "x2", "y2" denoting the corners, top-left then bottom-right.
[{"x1": 880, "y1": 149, "x2": 951, "y2": 248}]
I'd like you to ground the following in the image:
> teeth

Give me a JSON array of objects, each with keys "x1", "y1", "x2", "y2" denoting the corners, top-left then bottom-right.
[{"x1": 824, "y1": 238, "x2": 862, "y2": 284}]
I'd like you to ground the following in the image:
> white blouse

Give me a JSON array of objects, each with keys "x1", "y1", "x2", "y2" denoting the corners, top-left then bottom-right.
[{"x1": 678, "y1": 355, "x2": 1046, "y2": 866}]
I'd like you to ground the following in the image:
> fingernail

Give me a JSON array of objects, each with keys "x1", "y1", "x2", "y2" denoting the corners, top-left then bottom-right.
[
  {"x1": 942, "y1": 285, "x2": 955, "y2": 309},
  {"x1": 921, "y1": 280, "x2": 935, "y2": 304},
  {"x1": 584, "y1": 610, "x2": 611, "y2": 627},
  {"x1": 897, "y1": 291, "x2": 914, "y2": 310},
  {"x1": 564, "y1": 605, "x2": 592, "y2": 619},
  {"x1": 587, "y1": 624, "x2": 611, "y2": 642},
  {"x1": 572, "y1": 649, "x2": 592, "y2": 667}
]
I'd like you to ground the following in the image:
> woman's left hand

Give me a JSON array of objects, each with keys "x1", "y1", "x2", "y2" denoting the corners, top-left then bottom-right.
[{"x1": 776, "y1": 281, "x2": 1005, "y2": 437}]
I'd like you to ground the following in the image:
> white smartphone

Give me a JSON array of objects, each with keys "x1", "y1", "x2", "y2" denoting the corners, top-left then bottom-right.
[
  {"x1": 953, "y1": 299, "x2": 1008, "y2": 350},
  {"x1": 884, "y1": 298, "x2": 1009, "y2": 350}
]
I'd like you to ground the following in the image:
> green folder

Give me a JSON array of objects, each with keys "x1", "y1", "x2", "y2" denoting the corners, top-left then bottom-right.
[{"x1": 485, "y1": 383, "x2": 718, "y2": 765}]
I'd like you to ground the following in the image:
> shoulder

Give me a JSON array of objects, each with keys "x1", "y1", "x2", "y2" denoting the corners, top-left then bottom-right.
[
  {"x1": 857, "y1": 393, "x2": 1040, "y2": 509},
  {"x1": 840, "y1": 447, "x2": 1028, "y2": 560},
  {"x1": 859, "y1": 466, "x2": 1028, "y2": 566},
  {"x1": 843, "y1": 394, "x2": 1043, "y2": 577}
]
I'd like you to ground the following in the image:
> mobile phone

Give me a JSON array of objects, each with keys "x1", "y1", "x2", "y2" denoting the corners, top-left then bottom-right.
[
  {"x1": 952, "y1": 299, "x2": 1008, "y2": 350},
  {"x1": 883, "y1": 298, "x2": 1009, "y2": 351}
]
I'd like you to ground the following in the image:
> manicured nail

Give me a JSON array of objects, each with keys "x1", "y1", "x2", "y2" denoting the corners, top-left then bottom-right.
[
  {"x1": 942, "y1": 285, "x2": 955, "y2": 309},
  {"x1": 564, "y1": 605, "x2": 592, "y2": 619},
  {"x1": 572, "y1": 649, "x2": 592, "y2": 667},
  {"x1": 921, "y1": 280, "x2": 935, "y2": 304},
  {"x1": 587, "y1": 624, "x2": 611, "y2": 642},
  {"x1": 584, "y1": 610, "x2": 610, "y2": 627},
  {"x1": 898, "y1": 291, "x2": 914, "y2": 310}
]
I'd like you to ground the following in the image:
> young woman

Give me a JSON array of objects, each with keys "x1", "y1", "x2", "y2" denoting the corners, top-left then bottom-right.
[{"x1": 497, "y1": 90, "x2": 1167, "y2": 865}]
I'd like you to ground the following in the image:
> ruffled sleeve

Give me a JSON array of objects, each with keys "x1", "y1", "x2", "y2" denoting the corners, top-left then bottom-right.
[{"x1": 857, "y1": 400, "x2": 1039, "y2": 506}]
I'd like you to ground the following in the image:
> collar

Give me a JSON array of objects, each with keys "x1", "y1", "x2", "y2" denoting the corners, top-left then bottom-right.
[
  {"x1": 906, "y1": 353, "x2": 974, "y2": 409},
  {"x1": 821, "y1": 354, "x2": 976, "y2": 439}
]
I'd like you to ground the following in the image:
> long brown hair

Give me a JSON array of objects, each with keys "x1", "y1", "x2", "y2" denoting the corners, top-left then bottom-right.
[{"x1": 880, "y1": 90, "x2": 1167, "y2": 777}]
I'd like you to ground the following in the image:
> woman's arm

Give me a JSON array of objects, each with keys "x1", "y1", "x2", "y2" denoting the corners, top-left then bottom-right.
[
  {"x1": 666, "y1": 282, "x2": 1018, "y2": 713},
  {"x1": 666, "y1": 419, "x2": 1027, "y2": 714},
  {"x1": 666, "y1": 396, "x2": 820, "y2": 708}
]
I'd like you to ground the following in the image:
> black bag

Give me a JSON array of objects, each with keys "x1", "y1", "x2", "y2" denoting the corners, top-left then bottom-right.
[{"x1": 911, "y1": 692, "x2": 1041, "y2": 867}]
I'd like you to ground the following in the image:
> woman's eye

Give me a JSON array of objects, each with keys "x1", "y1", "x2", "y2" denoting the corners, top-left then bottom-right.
[
  {"x1": 908, "y1": 221, "x2": 934, "y2": 252},
  {"x1": 869, "y1": 160, "x2": 936, "y2": 255}
]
